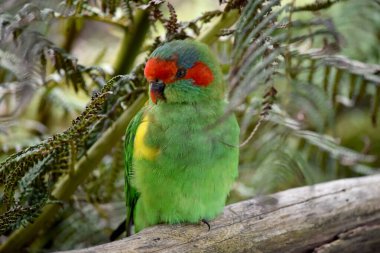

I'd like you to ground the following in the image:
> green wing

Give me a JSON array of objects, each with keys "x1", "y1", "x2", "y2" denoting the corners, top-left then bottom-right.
[{"x1": 124, "y1": 109, "x2": 144, "y2": 236}]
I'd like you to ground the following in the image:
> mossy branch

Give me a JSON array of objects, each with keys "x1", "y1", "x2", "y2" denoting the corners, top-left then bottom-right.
[
  {"x1": 199, "y1": 9, "x2": 239, "y2": 44},
  {"x1": 114, "y1": 9, "x2": 150, "y2": 75}
]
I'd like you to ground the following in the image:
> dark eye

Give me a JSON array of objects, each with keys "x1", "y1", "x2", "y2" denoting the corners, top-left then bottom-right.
[{"x1": 176, "y1": 68, "x2": 187, "y2": 78}]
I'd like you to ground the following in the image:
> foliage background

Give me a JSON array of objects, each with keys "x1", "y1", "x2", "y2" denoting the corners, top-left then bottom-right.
[{"x1": 0, "y1": 0, "x2": 379, "y2": 252}]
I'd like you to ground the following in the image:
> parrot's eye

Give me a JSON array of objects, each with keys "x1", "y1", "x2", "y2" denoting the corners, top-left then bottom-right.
[{"x1": 176, "y1": 68, "x2": 187, "y2": 79}]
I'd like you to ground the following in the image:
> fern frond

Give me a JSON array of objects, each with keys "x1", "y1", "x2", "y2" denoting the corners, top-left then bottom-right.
[
  {"x1": 292, "y1": 50, "x2": 380, "y2": 125},
  {"x1": 0, "y1": 71, "x2": 145, "y2": 233}
]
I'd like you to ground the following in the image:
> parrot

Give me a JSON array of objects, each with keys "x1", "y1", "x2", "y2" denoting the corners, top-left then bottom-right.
[{"x1": 121, "y1": 39, "x2": 239, "y2": 236}]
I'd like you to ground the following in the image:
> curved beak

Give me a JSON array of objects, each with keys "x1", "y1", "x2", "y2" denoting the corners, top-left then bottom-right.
[{"x1": 150, "y1": 80, "x2": 165, "y2": 104}]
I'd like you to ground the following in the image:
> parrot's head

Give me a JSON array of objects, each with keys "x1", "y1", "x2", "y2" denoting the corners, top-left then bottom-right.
[{"x1": 144, "y1": 40, "x2": 225, "y2": 104}]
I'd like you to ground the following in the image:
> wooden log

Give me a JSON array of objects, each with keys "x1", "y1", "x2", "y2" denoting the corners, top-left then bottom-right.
[{"x1": 58, "y1": 174, "x2": 380, "y2": 253}]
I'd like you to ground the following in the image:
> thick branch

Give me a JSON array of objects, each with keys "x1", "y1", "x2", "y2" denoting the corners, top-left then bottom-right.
[{"x1": 59, "y1": 174, "x2": 380, "y2": 253}]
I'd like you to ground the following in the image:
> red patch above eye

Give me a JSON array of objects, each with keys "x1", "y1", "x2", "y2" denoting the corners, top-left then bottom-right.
[
  {"x1": 144, "y1": 58, "x2": 177, "y2": 84},
  {"x1": 185, "y1": 62, "x2": 214, "y2": 87}
]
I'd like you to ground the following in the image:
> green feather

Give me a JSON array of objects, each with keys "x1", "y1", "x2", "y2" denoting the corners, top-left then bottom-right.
[
  {"x1": 133, "y1": 102, "x2": 239, "y2": 232},
  {"x1": 124, "y1": 110, "x2": 144, "y2": 236}
]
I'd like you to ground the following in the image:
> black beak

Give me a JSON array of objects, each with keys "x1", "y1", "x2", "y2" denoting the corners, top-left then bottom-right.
[{"x1": 150, "y1": 80, "x2": 165, "y2": 104}]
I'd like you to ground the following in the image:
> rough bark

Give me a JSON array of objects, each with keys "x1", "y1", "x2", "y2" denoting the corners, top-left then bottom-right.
[{"x1": 59, "y1": 174, "x2": 380, "y2": 253}]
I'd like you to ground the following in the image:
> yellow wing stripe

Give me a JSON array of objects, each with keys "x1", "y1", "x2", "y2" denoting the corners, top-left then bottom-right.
[{"x1": 134, "y1": 115, "x2": 159, "y2": 161}]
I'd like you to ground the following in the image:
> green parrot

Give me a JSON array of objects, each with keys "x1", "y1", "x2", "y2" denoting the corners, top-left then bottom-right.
[{"x1": 124, "y1": 39, "x2": 239, "y2": 235}]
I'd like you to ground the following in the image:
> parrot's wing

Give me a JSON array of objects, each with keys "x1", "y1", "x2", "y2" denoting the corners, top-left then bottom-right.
[{"x1": 124, "y1": 109, "x2": 144, "y2": 236}]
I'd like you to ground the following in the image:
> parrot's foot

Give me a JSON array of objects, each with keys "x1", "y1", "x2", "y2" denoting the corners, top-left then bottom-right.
[{"x1": 201, "y1": 219, "x2": 211, "y2": 231}]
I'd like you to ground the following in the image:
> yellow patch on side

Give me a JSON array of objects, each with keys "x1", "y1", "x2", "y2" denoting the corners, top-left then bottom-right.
[{"x1": 134, "y1": 115, "x2": 159, "y2": 161}]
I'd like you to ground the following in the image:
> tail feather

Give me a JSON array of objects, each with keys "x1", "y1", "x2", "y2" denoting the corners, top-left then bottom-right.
[
  {"x1": 126, "y1": 205, "x2": 134, "y2": 237},
  {"x1": 110, "y1": 219, "x2": 126, "y2": 241}
]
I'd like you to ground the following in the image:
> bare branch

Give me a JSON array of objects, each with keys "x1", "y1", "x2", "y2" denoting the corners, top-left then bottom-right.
[{"x1": 58, "y1": 174, "x2": 380, "y2": 253}]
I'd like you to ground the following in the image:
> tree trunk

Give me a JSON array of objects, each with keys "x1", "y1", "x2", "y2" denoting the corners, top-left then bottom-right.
[{"x1": 58, "y1": 174, "x2": 380, "y2": 253}]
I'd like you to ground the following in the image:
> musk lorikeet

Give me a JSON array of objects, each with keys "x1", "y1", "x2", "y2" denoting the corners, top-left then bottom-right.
[{"x1": 124, "y1": 39, "x2": 239, "y2": 235}]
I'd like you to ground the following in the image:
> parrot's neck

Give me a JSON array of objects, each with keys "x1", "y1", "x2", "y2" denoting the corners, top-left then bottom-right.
[{"x1": 151, "y1": 99, "x2": 227, "y2": 128}]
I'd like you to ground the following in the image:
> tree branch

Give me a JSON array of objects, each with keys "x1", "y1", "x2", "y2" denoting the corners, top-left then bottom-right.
[
  {"x1": 113, "y1": 9, "x2": 150, "y2": 75},
  {"x1": 58, "y1": 174, "x2": 380, "y2": 253},
  {"x1": 199, "y1": 9, "x2": 239, "y2": 44}
]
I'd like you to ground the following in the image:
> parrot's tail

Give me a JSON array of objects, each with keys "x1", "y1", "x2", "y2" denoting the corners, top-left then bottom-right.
[{"x1": 109, "y1": 219, "x2": 126, "y2": 241}]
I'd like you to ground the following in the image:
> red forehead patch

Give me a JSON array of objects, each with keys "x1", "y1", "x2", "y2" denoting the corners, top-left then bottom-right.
[{"x1": 144, "y1": 58, "x2": 177, "y2": 84}]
